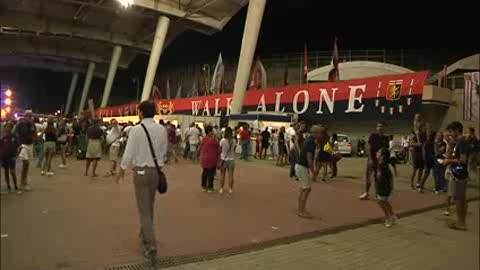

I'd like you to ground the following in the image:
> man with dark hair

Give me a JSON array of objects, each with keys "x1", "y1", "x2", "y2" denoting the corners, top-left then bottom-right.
[
  {"x1": 117, "y1": 101, "x2": 167, "y2": 265},
  {"x1": 295, "y1": 125, "x2": 328, "y2": 219},
  {"x1": 444, "y1": 121, "x2": 471, "y2": 230},
  {"x1": 16, "y1": 110, "x2": 36, "y2": 191},
  {"x1": 359, "y1": 122, "x2": 389, "y2": 200}
]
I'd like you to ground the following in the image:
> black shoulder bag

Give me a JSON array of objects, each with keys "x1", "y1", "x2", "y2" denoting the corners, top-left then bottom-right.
[{"x1": 140, "y1": 124, "x2": 168, "y2": 194}]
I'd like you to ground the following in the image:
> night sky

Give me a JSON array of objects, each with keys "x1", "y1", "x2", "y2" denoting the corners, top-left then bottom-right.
[{"x1": 1, "y1": 0, "x2": 478, "y2": 114}]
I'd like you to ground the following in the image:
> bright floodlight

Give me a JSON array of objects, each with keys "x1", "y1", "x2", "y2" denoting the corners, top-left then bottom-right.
[
  {"x1": 5, "y1": 98, "x2": 11, "y2": 106},
  {"x1": 5, "y1": 89, "x2": 12, "y2": 97},
  {"x1": 117, "y1": 0, "x2": 134, "y2": 8}
]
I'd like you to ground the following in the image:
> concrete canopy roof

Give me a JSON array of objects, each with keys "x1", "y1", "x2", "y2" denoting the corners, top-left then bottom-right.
[{"x1": 0, "y1": 0, "x2": 247, "y2": 74}]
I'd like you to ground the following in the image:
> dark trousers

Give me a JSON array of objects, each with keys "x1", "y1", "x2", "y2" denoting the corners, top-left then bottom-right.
[
  {"x1": 183, "y1": 142, "x2": 190, "y2": 159},
  {"x1": 201, "y1": 167, "x2": 216, "y2": 190},
  {"x1": 289, "y1": 149, "x2": 297, "y2": 177},
  {"x1": 433, "y1": 160, "x2": 446, "y2": 191}
]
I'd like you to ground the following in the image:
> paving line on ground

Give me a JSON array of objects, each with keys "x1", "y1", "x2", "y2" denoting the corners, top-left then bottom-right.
[{"x1": 103, "y1": 196, "x2": 480, "y2": 270}]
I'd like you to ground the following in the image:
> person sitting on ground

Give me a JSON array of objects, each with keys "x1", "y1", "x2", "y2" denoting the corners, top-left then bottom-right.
[{"x1": 375, "y1": 147, "x2": 398, "y2": 228}]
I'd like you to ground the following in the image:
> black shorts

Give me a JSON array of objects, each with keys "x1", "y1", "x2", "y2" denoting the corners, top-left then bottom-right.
[
  {"x1": 262, "y1": 142, "x2": 270, "y2": 149},
  {"x1": 412, "y1": 152, "x2": 424, "y2": 169},
  {"x1": 1, "y1": 159, "x2": 16, "y2": 170}
]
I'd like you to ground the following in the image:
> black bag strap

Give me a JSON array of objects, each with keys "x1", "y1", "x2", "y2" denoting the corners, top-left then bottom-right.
[{"x1": 140, "y1": 123, "x2": 162, "y2": 174}]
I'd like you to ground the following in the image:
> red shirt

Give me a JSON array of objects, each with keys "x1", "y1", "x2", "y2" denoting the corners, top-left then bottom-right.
[
  {"x1": 239, "y1": 129, "x2": 251, "y2": 141},
  {"x1": 201, "y1": 136, "x2": 219, "y2": 169}
]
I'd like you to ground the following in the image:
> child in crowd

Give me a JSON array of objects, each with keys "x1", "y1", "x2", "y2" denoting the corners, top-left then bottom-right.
[
  {"x1": 375, "y1": 148, "x2": 397, "y2": 227},
  {"x1": 0, "y1": 122, "x2": 22, "y2": 194}
]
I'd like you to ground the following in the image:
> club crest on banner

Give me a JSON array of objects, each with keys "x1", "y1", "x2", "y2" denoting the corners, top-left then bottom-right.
[
  {"x1": 158, "y1": 101, "x2": 174, "y2": 115},
  {"x1": 386, "y1": 80, "x2": 403, "y2": 101}
]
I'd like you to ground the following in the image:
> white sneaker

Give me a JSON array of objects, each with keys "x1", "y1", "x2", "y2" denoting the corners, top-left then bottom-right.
[
  {"x1": 20, "y1": 185, "x2": 32, "y2": 191},
  {"x1": 219, "y1": 189, "x2": 224, "y2": 194},
  {"x1": 384, "y1": 219, "x2": 392, "y2": 228},
  {"x1": 41, "y1": 171, "x2": 45, "y2": 176},
  {"x1": 16, "y1": 190, "x2": 23, "y2": 195},
  {"x1": 59, "y1": 164, "x2": 66, "y2": 168},
  {"x1": 47, "y1": 172, "x2": 55, "y2": 176}
]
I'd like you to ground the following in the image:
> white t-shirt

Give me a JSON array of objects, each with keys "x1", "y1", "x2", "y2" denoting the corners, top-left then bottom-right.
[
  {"x1": 106, "y1": 126, "x2": 122, "y2": 146},
  {"x1": 187, "y1": 127, "x2": 200, "y2": 145},
  {"x1": 175, "y1": 128, "x2": 181, "y2": 137},
  {"x1": 286, "y1": 127, "x2": 296, "y2": 148},
  {"x1": 220, "y1": 138, "x2": 235, "y2": 160}
]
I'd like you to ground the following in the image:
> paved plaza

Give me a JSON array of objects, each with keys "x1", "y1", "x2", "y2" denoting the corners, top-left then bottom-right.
[{"x1": 1, "y1": 156, "x2": 478, "y2": 270}]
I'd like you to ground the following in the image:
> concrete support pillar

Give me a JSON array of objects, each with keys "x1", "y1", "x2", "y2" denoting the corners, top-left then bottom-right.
[
  {"x1": 78, "y1": 62, "x2": 96, "y2": 113},
  {"x1": 65, "y1": 72, "x2": 79, "y2": 115},
  {"x1": 141, "y1": 16, "x2": 170, "y2": 101},
  {"x1": 230, "y1": 0, "x2": 266, "y2": 114},
  {"x1": 101, "y1": 45, "x2": 122, "y2": 107}
]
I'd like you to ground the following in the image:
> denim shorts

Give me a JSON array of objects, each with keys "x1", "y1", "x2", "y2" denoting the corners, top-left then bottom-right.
[{"x1": 222, "y1": 159, "x2": 235, "y2": 169}]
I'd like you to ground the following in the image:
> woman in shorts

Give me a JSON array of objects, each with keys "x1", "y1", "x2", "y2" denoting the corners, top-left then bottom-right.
[
  {"x1": 41, "y1": 116, "x2": 57, "y2": 176},
  {"x1": 375, "y1": 148, "x2": 397, "y2": 227},
  {"x1": 219, "y1": 127, "x2": 236, "y2": 194}
]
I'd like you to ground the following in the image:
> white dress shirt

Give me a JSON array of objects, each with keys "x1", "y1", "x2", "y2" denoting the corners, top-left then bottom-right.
[
  {"x1": 187, "y1": 127, "x2": 200, "y2": 145},
  {"x1": 120, "y1": 118, "x2": 168, "y2": 170}
]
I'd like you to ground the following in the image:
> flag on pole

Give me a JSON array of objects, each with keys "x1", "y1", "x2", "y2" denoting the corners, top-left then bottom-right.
[
  {"x1": 166, "y1": 79, "x2": 171, "y2": 100},
  {"x1": 175, "y1": 84, "x2": 183, "y2": 99},
  {"x1": 249, "y1": 57, "x2": 267, "y2": 89},
  {"x1": 328, "y1": 38, "x2": 340, "y2": 82},
  {"x1": 464, "y1": 71, "x2": 480, "y2": 121},
  {"x1": 442, "y1": 65, "x2": 448, "y2": 88},
  {"x1": 303, "y1": 43, "x2": 308, "y2": 84},
  {"x1": 210, "y1": 53, "x2": 225, "y2": 94}
]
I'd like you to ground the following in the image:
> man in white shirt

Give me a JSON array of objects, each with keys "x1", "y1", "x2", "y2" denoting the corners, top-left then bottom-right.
[
  {"x1": 187, "y1": 123, "x2": 200, "y2": 161},
  {"x1": 106, "y1": 119, "x2": 122, "y2": 176},
  {"x1": 117, "y1": 101, "x2": 167, "y2": 265}
]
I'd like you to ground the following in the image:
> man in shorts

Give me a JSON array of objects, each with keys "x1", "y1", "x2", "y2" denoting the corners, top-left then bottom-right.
[
  {"x1": 16, "y1": 110, "x2": 36, "y2": 191},
  {"x1": 443, "y1": 122, "x2": 471, "y2": 231},
  {"x1": 295, "y1": 125, "x2": 328, "y2": 219}
]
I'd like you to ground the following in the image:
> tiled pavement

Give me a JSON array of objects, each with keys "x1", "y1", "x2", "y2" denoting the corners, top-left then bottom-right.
[
  {"x1": 1, "y1": 156, "x2": 478, "y2": 270},
  {"x1": 164, "y1": 201, "x2": 479, "y2": 270}
]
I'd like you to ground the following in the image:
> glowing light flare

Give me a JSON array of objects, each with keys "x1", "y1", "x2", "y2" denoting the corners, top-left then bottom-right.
[
  {"x1": 117, "y1": 0, "x2": 134, "y2": 8},
  {"x1": 0, "y1": 109, "x2": 6, "y2": 117},
  {"x1": 5, "y1": 98, "x2": 12, "y2": 106},
  {"x1": 5, "y1": 89, "x2": 12, "y2": 97},
  {"x1": 5, "y1": 107, "x2": 11, "y2": 113}
]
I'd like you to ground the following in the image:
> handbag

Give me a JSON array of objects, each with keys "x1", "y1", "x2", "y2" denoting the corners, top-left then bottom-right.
[
  {"x1": 140, "y1": 124, "x2": 168, "y2": 194},
  {"x1": 218, "y1": 139, "x2": 234, "y2": 169}
]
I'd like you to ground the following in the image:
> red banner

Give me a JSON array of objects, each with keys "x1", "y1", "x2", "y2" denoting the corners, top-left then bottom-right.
[{"x1": 98, "y1": 72, "x2": 428, "y2": 118}]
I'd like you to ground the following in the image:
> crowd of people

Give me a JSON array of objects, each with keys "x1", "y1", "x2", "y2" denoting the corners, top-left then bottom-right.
[{"x1": 1, "y1": 105, "x2": 478, "y2": 266}]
